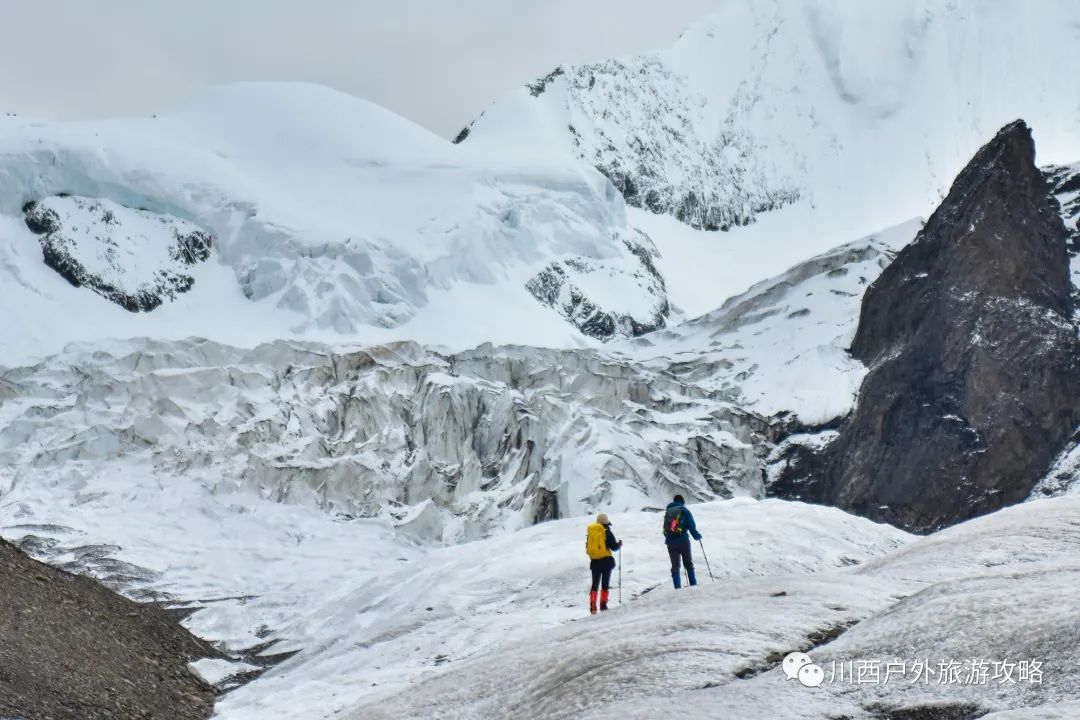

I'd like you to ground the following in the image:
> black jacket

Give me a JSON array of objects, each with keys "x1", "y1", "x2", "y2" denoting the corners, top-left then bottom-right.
[{"x1": 590, "y1": 527, "x2": 622, "y2": 570}]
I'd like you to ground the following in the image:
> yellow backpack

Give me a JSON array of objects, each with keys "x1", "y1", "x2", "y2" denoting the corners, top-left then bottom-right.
[{"x1": 585, "y1": 522, "x2": 611, "y2": 560}]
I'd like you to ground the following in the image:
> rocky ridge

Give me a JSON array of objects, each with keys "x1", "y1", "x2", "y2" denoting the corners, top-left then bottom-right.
[
  {"x1": 772, "y1": 122, "x2": 1080, "y2": 532},
  {"x1": 456, "y1": 54, "x2": 800, "y2": 231}
]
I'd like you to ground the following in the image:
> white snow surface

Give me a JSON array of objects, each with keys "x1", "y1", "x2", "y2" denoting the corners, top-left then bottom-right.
[
  {"x1": 6, "y1": 424, "x2": 1080, "y2": 719},
  {"x1": 349, "y1": 497, "x2": 1080, "y2": 720},
  {"x1": 7, "y1": 1, "x2": 1080, "y2": 364},
  {"x1": 188, "y1": 658, "x2": 262, "y2": 688},
  {"x1": 0, "y1": 461, "x2": 911, "y2": 720},
  {"x1": 2, "y1": 5, "x2": 1079, "y2": 718}
]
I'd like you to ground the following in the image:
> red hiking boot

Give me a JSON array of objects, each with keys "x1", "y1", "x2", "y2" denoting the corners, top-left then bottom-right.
[
  {"x1": 600, "y1": 589, "x2": 609, "y2": 611},
  {"x1": 589, "y1": 590, "x2": 598, "y2": 615}
]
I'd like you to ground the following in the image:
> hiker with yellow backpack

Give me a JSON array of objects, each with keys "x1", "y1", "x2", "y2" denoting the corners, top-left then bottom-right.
[{"x1": 585, "y1": 513, "x2": 623, "y2": 614}]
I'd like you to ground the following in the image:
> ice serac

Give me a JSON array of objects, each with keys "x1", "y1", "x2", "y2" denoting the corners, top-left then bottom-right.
[
  {"x1": 0, "y1": 339, "x2": 768, "y2": 544},
  {"x1": 775, "y1": 121, "x2": 1080, "y2": 532}
]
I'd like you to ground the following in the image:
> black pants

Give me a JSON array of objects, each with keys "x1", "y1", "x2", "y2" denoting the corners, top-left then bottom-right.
[
  {"x1": 668, "y1": 541, "x2": 694, "y2": 575},
  {"x1": 590, "y1": 557, "x2": 615, "y2": 591}
]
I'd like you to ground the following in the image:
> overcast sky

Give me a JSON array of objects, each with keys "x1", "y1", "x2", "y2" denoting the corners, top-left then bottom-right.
[{"x1": 0, "y1": 1, "x2": 719, "y2": 138}]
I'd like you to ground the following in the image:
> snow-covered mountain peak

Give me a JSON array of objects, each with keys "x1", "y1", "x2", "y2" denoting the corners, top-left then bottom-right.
[
  {"x1": 459, "y1": 0, "x2": 1080, "y2": 234},
  {"x1": 164, "y1": 82, "x2": 451, "y2": 164}
]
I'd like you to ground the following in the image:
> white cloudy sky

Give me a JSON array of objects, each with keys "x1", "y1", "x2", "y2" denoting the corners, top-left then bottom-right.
[{"x1": 0, "y1": 0, "x2": 719, "y2": 138}]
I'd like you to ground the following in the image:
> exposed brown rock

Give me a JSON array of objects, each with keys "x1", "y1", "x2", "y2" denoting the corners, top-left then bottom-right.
[{"x1": 0, "y1": 538, "x2": 220, "y2": 720}]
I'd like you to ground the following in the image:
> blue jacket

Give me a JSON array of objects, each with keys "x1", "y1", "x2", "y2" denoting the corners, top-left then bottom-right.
[{"x1": 663, "y1": 500, "x2": 702, "y2": 545}]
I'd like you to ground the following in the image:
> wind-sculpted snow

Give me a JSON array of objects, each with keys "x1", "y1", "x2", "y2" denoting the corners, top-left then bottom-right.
[
  {"x1": 460, "y1": 0, "x2": 1080, "y2": 236},
  {"x1": 0, "y1": 338, "x2": 770, "y2": 544},
  {"x1": 0, "y1": 83, "x2": 669, "y2": 363}
]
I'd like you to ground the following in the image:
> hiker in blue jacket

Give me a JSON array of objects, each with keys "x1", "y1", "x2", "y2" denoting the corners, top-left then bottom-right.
[{"x1": 663, "y1": 494, "x2": 702, "y2": 588}]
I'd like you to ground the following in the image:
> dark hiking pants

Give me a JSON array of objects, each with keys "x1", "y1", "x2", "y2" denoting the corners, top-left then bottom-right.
[
  {"x1": 590, "y1": 557, "x2": 615, "y2": 591},
  {"x1": 668, "y1": 540, "x2": 695, "y2": 580}
]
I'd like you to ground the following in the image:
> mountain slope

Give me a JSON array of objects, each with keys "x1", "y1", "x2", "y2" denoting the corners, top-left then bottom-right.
[
  {"x1": 621, "y1": 219, "x2": 920, "y2": 425},
  {"x1": 0, "y1": 208, "x2": 933, "y2": 550},
  {"x1": 0, "y1": 537, "x2": 218, "y2": 720},
  {"x1": 459, "y1": 0, "x2": 1080, "y2": 241}
]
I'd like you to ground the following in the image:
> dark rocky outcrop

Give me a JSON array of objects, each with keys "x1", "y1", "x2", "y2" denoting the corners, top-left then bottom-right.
[
  {"x1": 0, "y1": 537, "x2": 219, "y2": 720},
  {"x1": 525, "y1": 232, "x2": 670, "y2": 340},
  {"x1": 526, "y1": 66, "x2": 565, "y2": 97},
  {"x1": 24, "y1": 196, "x2": 213, "y2": 313},
  {"x1": 773, "y1": 121, "x2": 1080, "y2": 532},
  {"x1": 451, "y1": 125, "x2": 471, "y2": 144},
  {"x1": 455, "y1": 59, "x2": 801, "y2": 231},
  {"x1": 1044, "y1": 163, "x2": 1080, "y2": 251},
  {"x1": 598, "y1": 161, "x2": 798, "y2": 232},
  {"x1": 864, "y1": 703, "x2": 987, "y2": 720}
]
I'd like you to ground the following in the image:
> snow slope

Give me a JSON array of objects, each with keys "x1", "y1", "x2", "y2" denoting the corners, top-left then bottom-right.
[
  {"x1": 0, "y1": 458, "x2": 911, "y2": 720},
  {"x1": 0, "y1": 83, "x2": 667, "y2": 364},
  {"x1": 6, "y1": 365, "x2": 1080, "y2": 720},
  {"x1": 3, "y1": 216, "x2": 1078, "y2": 717},
  {"x1": 0, "y1": 211, "x2": 935, "y2": 558},
  {"x1": 622, "y1": 219, "x2": 922, "y2": 424},
  {"x1": 461, "y1": 0, "x2": 1080, "y2": 259},
  {"x1": 0, "y1": 215, "x2": 928, "y2": 560},
  {"x1": 8, "y1": 2, "x2": 1080, "y2": 363},
  {"x1": 349, "y1": 496, "x2": 1080, "y2": 720}
]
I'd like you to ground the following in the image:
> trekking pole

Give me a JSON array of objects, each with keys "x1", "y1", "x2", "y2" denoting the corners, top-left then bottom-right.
[
  {"x1": 698, "y1": 540, "x2": 716, "y2": 582},
  {"x1": 618, "y1": 548, "x2": 623, "y2": 605}
]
